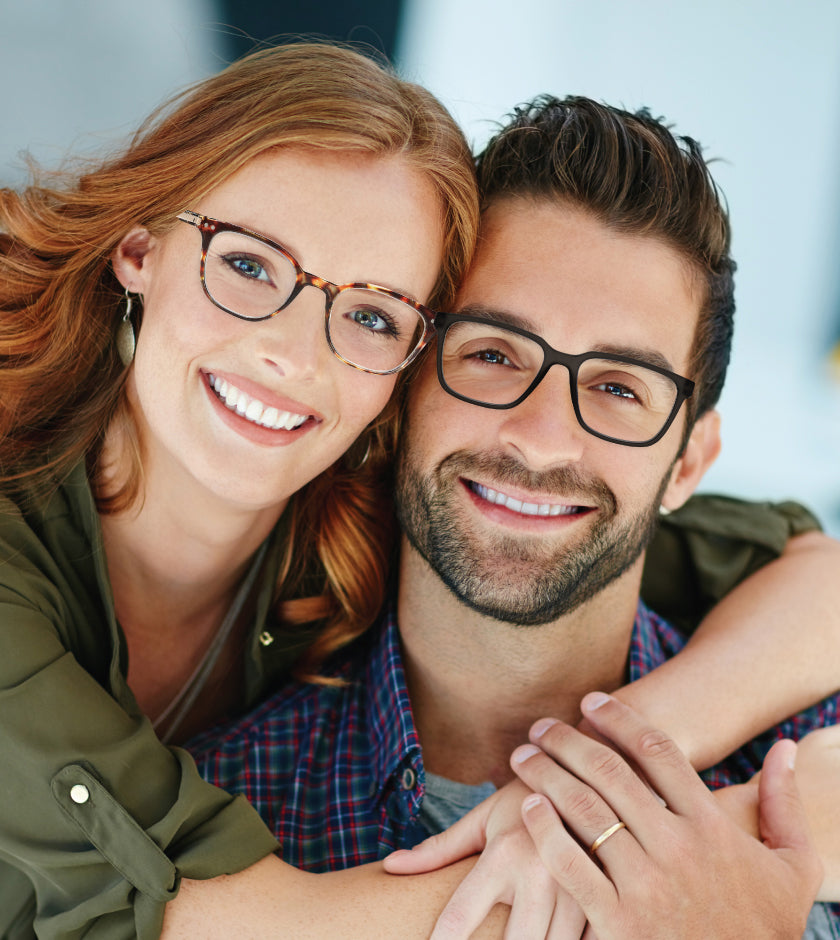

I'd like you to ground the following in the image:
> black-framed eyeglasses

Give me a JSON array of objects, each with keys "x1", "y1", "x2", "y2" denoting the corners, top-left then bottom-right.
[
  {"x1": 435, "y1": 312, "x2": 695, "y2": 447},
  {"x1": 177, "y1": 211, "x2": 436, "y2": 375}
]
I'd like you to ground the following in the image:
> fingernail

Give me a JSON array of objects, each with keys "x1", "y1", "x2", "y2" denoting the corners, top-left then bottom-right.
[
  {"x1": 522, "y1": 794, "x2": 543, "y2": 813},
  {"x1": 582, "y1": 692, "x2": 611, "y2": 712},
  {"x1": 530, "y1": 717, "x2": 558, "y2": 739},
  {"x1": 511, "y1": 743, "x2": 541, "y2": 765}
]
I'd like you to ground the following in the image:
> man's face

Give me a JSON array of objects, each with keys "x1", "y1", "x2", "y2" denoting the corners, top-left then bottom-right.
[{"x1": 396, "y1": 198, "x2": 703, "y2": 624}]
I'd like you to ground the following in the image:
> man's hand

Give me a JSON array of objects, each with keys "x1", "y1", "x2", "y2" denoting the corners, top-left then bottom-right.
[{"x1": 511, "y1": 693, "x2": 822, "y2": 940}]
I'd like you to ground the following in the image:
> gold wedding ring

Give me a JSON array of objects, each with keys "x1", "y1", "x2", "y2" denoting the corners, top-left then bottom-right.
[{"x1": 589, "y1": 820, "x2": 627, "y2": 854}]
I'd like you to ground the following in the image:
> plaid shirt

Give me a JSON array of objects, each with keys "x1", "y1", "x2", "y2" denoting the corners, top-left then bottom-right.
[{"x1": 190, "y1": 601, "x2": 840, "y2": 880}]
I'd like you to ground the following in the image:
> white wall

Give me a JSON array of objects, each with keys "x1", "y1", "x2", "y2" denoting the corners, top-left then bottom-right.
[
  {"x1": 398, "y1": 0, "x2": 840, "y2": 534},
  {"x1": 0, "y1": 0, "x2": 225, "y2": 185}
]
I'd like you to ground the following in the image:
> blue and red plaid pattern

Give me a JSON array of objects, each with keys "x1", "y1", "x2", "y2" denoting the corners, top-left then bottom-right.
[
  {"x1": 190, "y1": 613, "x2": 429, "y2": 871},
  {"x1": 190, "y1": 601, "x2": 840, "y2": 887}
]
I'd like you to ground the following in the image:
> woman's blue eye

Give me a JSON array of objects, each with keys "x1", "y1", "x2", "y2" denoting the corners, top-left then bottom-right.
[
  {"x1": 226, "y1": 255, "x2": 270, "y2": 282},
  {"x1": 351, "y1": 308, "x2": 396, "y2": 334}
]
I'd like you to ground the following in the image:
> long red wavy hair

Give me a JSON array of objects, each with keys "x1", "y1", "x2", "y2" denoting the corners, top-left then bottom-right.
[{"x1": 0, "y1": 42, "x2": 478, "y2": 677}]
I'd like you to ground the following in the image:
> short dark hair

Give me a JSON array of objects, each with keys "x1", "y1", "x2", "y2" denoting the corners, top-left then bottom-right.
[{"x1": 475, "y1": 94, "x2": 736, "y2": 422}]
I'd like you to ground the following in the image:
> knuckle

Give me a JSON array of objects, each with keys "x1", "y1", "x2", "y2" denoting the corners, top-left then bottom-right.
[
  {"x1": 586, "y1": 746, "x2": 629, "y2": 784},
  {"x1": 636, "y1": 727, "x2": 681, "y2": 763},
  {"x1": 565, "y1": 783, "x2": 609, "y2": 823}
]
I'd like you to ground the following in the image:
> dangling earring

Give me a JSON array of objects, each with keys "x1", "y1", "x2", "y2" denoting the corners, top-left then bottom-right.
[
  {"x1": 346, "y1": 435, "x2": 374, "y2": 471},
  {"x1": 117, "y1": 289, "x2": 136, "y2": 366}
]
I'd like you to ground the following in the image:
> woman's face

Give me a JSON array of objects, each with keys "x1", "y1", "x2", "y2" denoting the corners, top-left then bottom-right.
[{"x1": 112, "y1": 148, "x2": 444, "y2": 514}]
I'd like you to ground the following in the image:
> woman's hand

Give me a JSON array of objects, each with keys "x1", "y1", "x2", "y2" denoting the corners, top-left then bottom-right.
[
  {"x1": 511, "y1": 693, "x2": 822, "y2": 940},
  {"x1": 385, "y1": 780, "x2": 586, "y2": 939}
]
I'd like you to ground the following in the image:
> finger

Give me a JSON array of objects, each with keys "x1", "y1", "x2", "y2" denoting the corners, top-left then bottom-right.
[
  {"x1": 384, "y1": 803, "x2": 488, "y2": 874},
  {"x1": 545, "y1": 888, "x2": 588, "y2": 940},
  {"x1": 500, "y1": 877, "x2": 556, "y2": 940},
  {"x1": 520, "y1": 793, "x2": 617, "y2": 917},
  {"x1": 759, "y1": 739, "x2": 822, "y2": 889},
  {"x1": 572, "y1": 693, "x2": 714, "y2": 817},
  {"x1": 511, "y1": 743, "x2": 640, "y2": 867},
  {"x1": 428, "y1": 853, "x2": 517, "y2": 940}
]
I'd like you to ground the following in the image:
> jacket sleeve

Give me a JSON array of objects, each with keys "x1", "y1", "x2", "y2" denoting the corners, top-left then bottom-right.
[
  {"x1": 0, "y1": 572, "x2": 278, "y2": 938},
  {"x1": 642, "y1": 494, "x2": 822, "y2": 634}
]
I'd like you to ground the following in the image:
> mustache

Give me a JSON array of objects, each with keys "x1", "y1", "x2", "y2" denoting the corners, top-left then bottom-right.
[{"x1": 435, "y1": 450, "x2": 618, "y2": 514}]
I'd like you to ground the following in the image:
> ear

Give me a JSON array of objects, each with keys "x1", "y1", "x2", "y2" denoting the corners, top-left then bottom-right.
[
  {"x1": 661, "y1": 410, "x2": 722, "y2": 512},
  {"x1": 111, "y1": 226, "x2": 156, "y2": 293}
]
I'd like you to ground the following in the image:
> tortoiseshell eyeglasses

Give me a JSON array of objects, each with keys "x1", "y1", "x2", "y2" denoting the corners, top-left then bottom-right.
[{"x1": 178, "y1": 210, "x2": 436, "y2": 375}]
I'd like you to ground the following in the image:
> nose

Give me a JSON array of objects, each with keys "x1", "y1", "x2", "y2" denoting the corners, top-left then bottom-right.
[
  {"x1": 497, "y1": 366, "x2": 588, "y2": 470},
  {"x1": 253, "y1": 285, "x2": 332, "y2": 379}
]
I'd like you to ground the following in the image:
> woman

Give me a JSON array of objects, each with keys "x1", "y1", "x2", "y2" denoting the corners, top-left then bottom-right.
[{"x1": 1, "y1": 40, "x2": 838, "y2": 940}]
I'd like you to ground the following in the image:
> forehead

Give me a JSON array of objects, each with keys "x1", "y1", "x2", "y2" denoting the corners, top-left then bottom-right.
[
  {"x1": 191, "y1": 147, "x2": 445, "y2": 296},
  {"x1": 454, "y1": 198, "x2": 701, "y2": 374}
]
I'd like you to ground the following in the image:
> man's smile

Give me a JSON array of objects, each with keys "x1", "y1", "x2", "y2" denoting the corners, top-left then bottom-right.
[{"x1": 467, "y1": 480, "x2": 591, "y2": 518}]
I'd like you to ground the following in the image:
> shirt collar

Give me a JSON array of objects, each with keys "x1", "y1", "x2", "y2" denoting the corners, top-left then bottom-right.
[{"x1": 362, "y1": 604, "x2": 424, "y2": 803}]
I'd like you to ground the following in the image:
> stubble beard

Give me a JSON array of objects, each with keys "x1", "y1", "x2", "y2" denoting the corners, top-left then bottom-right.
[{"x1": 395, "y1": 445, "x2": 669, "y2": 626}]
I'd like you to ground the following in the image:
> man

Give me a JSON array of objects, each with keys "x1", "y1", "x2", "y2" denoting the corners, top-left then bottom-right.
[{"x1": 191, "y1": 96, "x2": 838, "y2": 936}]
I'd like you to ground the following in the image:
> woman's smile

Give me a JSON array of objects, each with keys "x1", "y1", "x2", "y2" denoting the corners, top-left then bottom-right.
[
  {"x1": 201, "y1": 369, "x2": 320, "y2": 447},
  {"x1": 116, "y1": 147, "x2": 445, "y2": 510}
]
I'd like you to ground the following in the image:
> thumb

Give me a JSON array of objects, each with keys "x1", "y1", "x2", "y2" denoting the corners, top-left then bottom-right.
[
  {"x1": 758, "y1": 739, "x2": 811, "y2": 852},
  {"x1": 383, "y1": 802, "x2": 489, "y2": 874},
  {"x1": 758, "y1": 738, "x2": 822, "y2": 897}
]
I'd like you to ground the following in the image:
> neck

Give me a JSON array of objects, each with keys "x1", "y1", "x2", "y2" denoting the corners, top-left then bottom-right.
[
  {"x1": 97, "y1": 428, "x2": 287, "y2": 733},
  {"x1": 396, "y1": 537, "x2": 643, "y2": 787}
]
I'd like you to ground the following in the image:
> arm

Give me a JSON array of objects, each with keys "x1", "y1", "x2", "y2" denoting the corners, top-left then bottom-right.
[
  {"x1": 0, "y1": 538, "x2": 519, "y2": 940},
  {"x1": 162, "y1": 856, "x2": 511, "y2": 939},
  {"x1": 632, "y1": 496, "x2": 840, "y2": 769}
]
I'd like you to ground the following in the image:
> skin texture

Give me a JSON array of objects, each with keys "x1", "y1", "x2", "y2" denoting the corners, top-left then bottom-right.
[
  {"x1": 107, "y1": 148, "x2": 443, "y2": 730},
  {"x1": 394, "y1": 198, "x2": 720, "y2": 790}
]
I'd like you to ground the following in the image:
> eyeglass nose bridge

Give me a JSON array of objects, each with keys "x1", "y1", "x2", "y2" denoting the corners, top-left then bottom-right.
[
  {"x1": 274, "y1": 268, "x2": 342, "y2": 318},
  {"x1": 515, "y1": 344, "x2": 587, "y2": 415}
]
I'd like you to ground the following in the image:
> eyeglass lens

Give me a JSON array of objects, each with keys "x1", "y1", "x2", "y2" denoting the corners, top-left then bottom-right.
[
  {"x1": 440, "y1": 319, "x2": 681, "y2": 444},
  {"x1": 204, "y1": 230, "x2": 427, "y2": 373}
]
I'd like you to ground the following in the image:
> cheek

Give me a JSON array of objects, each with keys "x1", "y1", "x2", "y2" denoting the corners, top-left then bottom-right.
[{"x1": 338, "y1": 370, "x2": 398, "y2": 432}]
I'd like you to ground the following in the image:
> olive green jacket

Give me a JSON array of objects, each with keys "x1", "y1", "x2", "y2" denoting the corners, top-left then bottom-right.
[{"x1": 0, "y1": 465, "x2": 820, "y2": 938}]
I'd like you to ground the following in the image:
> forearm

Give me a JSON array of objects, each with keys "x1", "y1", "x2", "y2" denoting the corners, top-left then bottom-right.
[
  {"x1": 617, "y1": 531, "x2": 840, "y2": 769},
  {"x1": 162, "y1": 854, "x2": 510, "y2": 938}
]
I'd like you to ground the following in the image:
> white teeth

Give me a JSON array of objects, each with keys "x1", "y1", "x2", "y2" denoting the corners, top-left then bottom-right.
[
  {"x1": 472, "y1": 482, "x2": 579, "y2": 517},
  {"x1": 261, "y1": 406, "x2": 279, "y2": 428},
  {"x1": 208, "y1": 373, "x2": 308, "y2": 431}
]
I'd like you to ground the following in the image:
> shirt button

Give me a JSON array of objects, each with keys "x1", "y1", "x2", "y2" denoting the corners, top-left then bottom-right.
[
  {"x1": 401, "y1": 768, "x2": 417, "y2": 791},
  {"x1": 258, "y1": 631, "x2": 274, "y2": 647},
  {"x1": 70, "y1": 784, "x2": 90, "y2": 805}
]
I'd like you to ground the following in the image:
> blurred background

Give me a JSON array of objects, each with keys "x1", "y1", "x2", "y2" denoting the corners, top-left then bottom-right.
[{"x1": 2, "y1": 0, "x2": 838, "y2": 534}]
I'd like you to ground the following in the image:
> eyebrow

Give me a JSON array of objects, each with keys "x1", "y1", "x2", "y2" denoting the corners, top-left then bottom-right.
[{"x1": 454, "y1": 303, "x2": 678, "y2": 373}]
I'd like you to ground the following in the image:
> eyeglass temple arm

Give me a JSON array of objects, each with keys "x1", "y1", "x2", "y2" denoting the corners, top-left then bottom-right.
[{"x1": 177, "y1": 210, "x2": 204, "y2": 227}]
